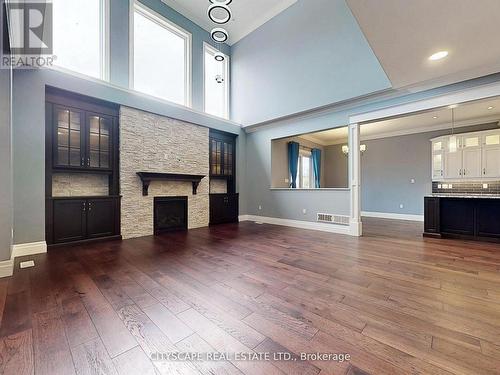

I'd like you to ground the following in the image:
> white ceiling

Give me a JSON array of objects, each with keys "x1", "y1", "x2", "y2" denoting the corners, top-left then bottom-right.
[
  {"x1": 347, "y1": 0, "x2": 500, "y2": 89},
  {"x1": 301, "y1": 97, "x2": 500, "y2": 146},
  {"x1": 161, "y1": 0, "x2": 297, "y2": 45}
]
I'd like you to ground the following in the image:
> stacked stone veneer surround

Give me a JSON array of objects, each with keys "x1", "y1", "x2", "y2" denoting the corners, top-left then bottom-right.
[
  {"x1": 120, "y1": 106, "x2": 209, "y2": 239},
  {"x1": 52, "y1": 174, "x2": 109, "y2": 197}
]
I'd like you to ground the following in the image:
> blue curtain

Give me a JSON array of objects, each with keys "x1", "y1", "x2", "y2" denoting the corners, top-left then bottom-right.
[
  {"x1": 288, "y1": 142, "x2": 300, "y2": 188},
  {"x1": 311, "y1": 148, "x2": 321, "y2": 188}
]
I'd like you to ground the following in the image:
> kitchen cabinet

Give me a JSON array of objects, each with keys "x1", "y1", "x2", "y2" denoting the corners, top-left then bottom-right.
[
  {"x1": 482, "y1": 133, "x2": 500, "y2": 178},
  {"x1": 424, "y1": 196, "x2": 500, "y2": 242},
  {"x1": 431, "y1": 129, "x2": 500, "y2": 181}
]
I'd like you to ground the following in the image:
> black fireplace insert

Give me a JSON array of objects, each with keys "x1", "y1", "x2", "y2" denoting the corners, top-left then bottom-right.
[{"x1": 154, "y1": 196, "x2": 188, "y2": 235}]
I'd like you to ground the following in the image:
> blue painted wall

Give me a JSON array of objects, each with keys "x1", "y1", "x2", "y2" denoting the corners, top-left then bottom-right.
[
  {"x1": 11, "y1": 0, "x2": 238, "y2": 245},
  {"x1": 0, "y1": 69, "x2": 12, "y2": 261},
  {"x1": 231, "y1": 0, "x2": 392, "y2": 126}
]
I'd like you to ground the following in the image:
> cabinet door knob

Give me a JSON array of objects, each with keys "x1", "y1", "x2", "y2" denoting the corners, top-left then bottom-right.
[
  {"x1": 88, "y1": 202, "x2": 92, "y2": 211},
  {"x1": 483, "y1": 168, "x2": 486, "y2": 175},
  {"x1": 82, "y1": 202, "x2": 86, "y2": 211}
]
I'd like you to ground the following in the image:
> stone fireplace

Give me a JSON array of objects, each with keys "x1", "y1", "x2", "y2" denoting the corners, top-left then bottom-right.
[
  {"x1": 120, "y1": 106, "x2": 209, "y2": 239},
  {"x1": 154, "y1": 196, "x2": 188, "y2": 234}
]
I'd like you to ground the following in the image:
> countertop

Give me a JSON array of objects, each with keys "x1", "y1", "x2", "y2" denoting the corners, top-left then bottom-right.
[{"x1": 428, "y1": 194, "x2": 500, "y2": 199}]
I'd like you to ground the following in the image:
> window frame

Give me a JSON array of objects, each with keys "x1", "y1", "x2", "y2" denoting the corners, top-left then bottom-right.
[
  {"x1": 129, "y1": 1, "x2": 192, "y2": 107},
  {"x1": 203, "y1": 42, "x2": 230, "y2": 119},
  {"x1": 51, "y1": 0, "x2": 110, "y2": 81}
]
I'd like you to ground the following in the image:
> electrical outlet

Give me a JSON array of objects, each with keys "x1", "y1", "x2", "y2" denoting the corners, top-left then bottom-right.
[
  {"x1": 284, "y1": 178, "x2": 289, "y2": 183},
  {"x1": 258, "y1": 205, "x2": 262, "y2": 210},
  {"x1": 410, "y1": 178, "x2": 416, "y2": 184},
  {"x1": 483, "y1": 183, "x2": 489, "y2": 189},
  {"x1": 399, "y1": 204, "x2": 404, "y2": 209},
  {"x1": 302, "y1": 209, "x2": 307, "y2": 215}
]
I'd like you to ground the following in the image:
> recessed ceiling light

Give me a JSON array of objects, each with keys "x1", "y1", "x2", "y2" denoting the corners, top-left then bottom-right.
[
  {"x1": 487, "y1": 106, "x2": 494, "y2": 110},
  {"x1": 429, "y1": 51, "x2": 449, "y2": 61},
  {"x1": 448, "y1": 104, "x2": 458, "y2": 109},
  {"x1": 433, "y1": 116, "x2": 438, "y2": 119}
]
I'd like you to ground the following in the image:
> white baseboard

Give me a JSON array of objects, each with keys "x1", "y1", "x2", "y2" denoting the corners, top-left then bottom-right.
[
  {"x1": 12, "y1": 241, "x2": 47, "y2": 258},
  {"x1": 0, "y1": 259, "x2": 14, "y2": 278},
  {"x1": 239, "y1": 215, "x2": 353, "y2": 235},
  {"x1": 362, "y1": 211, "x2": 424, "y2": 222}
]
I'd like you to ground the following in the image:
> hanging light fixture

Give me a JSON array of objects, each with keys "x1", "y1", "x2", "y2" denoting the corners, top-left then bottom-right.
[
  {"x1": 209, "y1": 0, "x2": 232, "y2": 4},
  {"x1": 214, "y1": 52, "x2": 225, "y2": 62},
  {"x1": 208, "y1": 3, "x2": 232, "y2": 24},
  {"x1": 448, "y1": 105, "x2": 458, "y2": 152},
  {"x1": 211, "y1": 27, "x2": 228, "y2": 43},
  {"x1": 207, "y1": 0, "x2": 232, "y2": 63}
]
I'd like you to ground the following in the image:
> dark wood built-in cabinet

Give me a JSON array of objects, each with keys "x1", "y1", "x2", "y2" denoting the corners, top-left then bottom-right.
[
  {"x1": 209, "y1": 130, "x2": 239, "y2": 225},
  {"x1": 46, "y1": 88, "x2": 121, "y2": 246},
  {"x1": 424, "y1": 196, "x2": 500, "y2": 242},
  {"x1": 51, "y1": 197, "x2": 120, "y2": 244},
  {"x1": 210, "y1": 193, "x2": 239, "y2": 225}
]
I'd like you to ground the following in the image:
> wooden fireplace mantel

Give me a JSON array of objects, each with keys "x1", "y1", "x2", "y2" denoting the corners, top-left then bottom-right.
[{"x1": 136, "y1": 172, "x2": 206, "y2": 196}]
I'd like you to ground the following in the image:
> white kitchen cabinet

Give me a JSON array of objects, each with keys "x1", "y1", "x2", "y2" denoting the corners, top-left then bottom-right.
[
  {"x1": 482, "y1": 132, "x2": 500, "y2": 178},
  {"x1": 431, "y1": 140, "x2": 444, "y2": 179},
  {"x1": 462, "y1": 134, "x2": 482, "y2": 178},
  {"x1": 444, "y1": 146, "x2": 462, "y2": 179},
  {"x1": 431, "y1": 129, "x2": 500, "y2": 181}
]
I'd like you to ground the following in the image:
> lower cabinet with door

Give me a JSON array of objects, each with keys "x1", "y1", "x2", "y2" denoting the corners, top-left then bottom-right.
[
  {"x1": 47, "y1": 196, "x2": 121, "y2": 245},
  {"x1": 210, "y1": 194, "x2": 239, "y2": 225},
  {"x1": 424, "y1": 196, "x2": 500, "y2": 242}
]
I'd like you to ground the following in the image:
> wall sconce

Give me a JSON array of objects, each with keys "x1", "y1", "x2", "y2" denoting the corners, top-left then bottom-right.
[{"x1": 342, "y1": 144, "x2": 367, "y2": 156}]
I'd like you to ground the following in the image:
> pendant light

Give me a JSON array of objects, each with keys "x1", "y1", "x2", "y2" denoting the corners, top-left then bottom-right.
[
  {"x1": 449, "y1": 106, "x2": 457, "y2": 152},
  {"x1": 207, "y1": 0, "x2": 232, "y2": 62}
]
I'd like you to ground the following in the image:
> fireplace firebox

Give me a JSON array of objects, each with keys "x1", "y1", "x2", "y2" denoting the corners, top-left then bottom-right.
[{"x1": 154, "y1": 197, "x2": 188, "y2": 235}]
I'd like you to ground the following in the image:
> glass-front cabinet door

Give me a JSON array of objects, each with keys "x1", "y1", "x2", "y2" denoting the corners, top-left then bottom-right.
[
  {"x1": 211, "y1": 139, "x2": 222, "y2": 175},
  {"x1": 53, "y1": 106, "x2": 113, "y2": 171},
  {"x1": 431, "y1": 140, "x2": 444, "y2": 180},
  {"x1": 87, "y1": 114, "x2": 112, "y2": 170},
  {"x1": 54, "y1": 106, "x2": 84, "y2": 168},
  {"x1": 223, "y1": 142, "x2": 233, "y2": 176}
]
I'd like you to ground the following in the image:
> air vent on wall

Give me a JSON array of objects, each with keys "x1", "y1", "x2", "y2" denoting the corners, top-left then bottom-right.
[{"x1": 317, "y1": 213, "x2": 350, "y2": 226}]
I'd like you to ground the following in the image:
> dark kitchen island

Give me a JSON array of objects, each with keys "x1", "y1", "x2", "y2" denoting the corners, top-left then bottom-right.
[{"x1": 424, "y1": 195, "x2": 500, "y2": 242}]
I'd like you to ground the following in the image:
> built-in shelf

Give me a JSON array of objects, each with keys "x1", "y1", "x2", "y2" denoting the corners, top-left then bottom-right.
[{"x1": 136, "y1": 172, "x2": 206, "y2": 196}]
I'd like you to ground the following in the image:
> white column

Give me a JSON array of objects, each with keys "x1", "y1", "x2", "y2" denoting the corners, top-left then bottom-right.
[{"x1": 349, "y1": 123, "x2": 362, "y2": 236}]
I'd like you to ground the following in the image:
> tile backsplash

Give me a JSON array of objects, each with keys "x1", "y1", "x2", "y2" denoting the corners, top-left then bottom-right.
[{"x1": 432, "y1": 181, "x2": 500, "y2": 195}]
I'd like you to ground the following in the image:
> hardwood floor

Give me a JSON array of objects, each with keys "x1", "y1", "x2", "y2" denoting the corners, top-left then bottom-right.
[{"x1": 1, "y1": 218, "x2": 500, "y2": 375}]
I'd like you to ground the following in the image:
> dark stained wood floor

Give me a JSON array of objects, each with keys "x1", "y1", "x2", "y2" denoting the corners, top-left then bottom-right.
[{"x1": 1, "y1": 218, "x2": 500, "y2": 375}]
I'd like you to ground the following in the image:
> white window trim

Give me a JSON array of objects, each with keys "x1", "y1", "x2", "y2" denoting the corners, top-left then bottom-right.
[
  {"x1": 203, "y1": 42, "x2": 230, "y2": 119},
  {"x1": 50, "y1": 0, "x2": 110, "y2": 81},
  {"x1": 129, "y1": 0, "x2": 192, "y2": 108}
]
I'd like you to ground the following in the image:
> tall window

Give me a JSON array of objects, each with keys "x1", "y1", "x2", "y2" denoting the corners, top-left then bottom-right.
[
  {"x1": 295, "y1": 151, "x2": 314, "y2": 189},
  {"x1": 204, "y1": 43, "x2": 229, "y2": 119},
  {"x1": 132, "y1": 2, "x2": 191, "y2": 106},
  {"x1": 52, "y1": 0, "x2": 108, "y2": 79}
]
